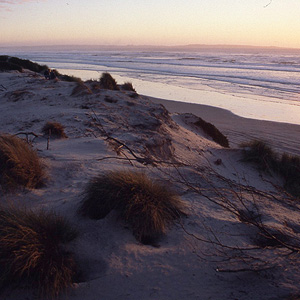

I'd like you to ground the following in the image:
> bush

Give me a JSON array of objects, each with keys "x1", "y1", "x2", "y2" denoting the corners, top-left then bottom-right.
[
  {"x1": 194, "y1": 118, "x2": 229, "y2": 148},
  {"x1": 79, "y1": 170, "x2": 186, "y2": 244},
  {"x1": 42, "y1": 122, "x2": 67, "y2": 138},
  {"x1": 8, "y1": 57, "x2": 48, "y2": 73},
  {"x1": 0, "y1": 134, "x2": 45, "y2": 191},
  {"x1": 0, "y1": 61, "x2": 23, "y2": 72},
  {"x1": 121, "y1": 82, "x2": 136, "y2": 92},
  {"x1": 99, "y1": 72, "x2": 119, "y2": 90},
  {"x1": 0, "y1": 208, "x2": 77, "y2": 297}
]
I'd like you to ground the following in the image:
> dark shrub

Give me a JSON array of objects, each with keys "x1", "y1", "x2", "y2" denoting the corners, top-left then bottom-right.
[
  {"x1": 0, "y1": 134, "x2": 45, "y2": 191},
  {"x1": 42, "y1": 122, "x2": 67, "y2": 139},
  {"x1": 194, "y1": 118, "x2": 229, "y2": 148},
  {"x1": 8, "y1": 57, "x2": 48, "y2": 73},
  {"x1": 99, "y1": 72, "x2": 119, "y2": 90},
  {"x1": 0, "y1": 208, "x2": 78, "y2": 297},
  {"x1": 79, "y1": 170, "x2": 186, "y2": 244},
  {"x1": 121, "y1": 82, "x2": 136, "y2": 92},
  {"x1": 0, "y1": 61, "x2": 23, "y2": 72}
]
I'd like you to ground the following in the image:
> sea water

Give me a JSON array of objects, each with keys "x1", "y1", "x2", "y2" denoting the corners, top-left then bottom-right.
[{"x1": 2, "y1": 46, "x2": 300, "y2": 125}]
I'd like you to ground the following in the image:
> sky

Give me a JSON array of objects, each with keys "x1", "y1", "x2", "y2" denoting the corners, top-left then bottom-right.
[{"x1": 1, "y1": 0, "x2": 300, "y2": 48}]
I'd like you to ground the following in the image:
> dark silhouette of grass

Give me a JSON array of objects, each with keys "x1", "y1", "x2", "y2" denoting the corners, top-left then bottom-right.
[
  {"x1": 280, "y1": 153, "x2": 300, "y2": 197},
  {"x1": 8, "y1": 57, "x2": 48, "y2": 73},
  {"x1": 0, "y1": 208, "x2": 78, "y2": 298},
  {"x1": 194, "y1": 118, "x2": 229, "y2": 148},
  {"x1": 0, "y1": 61, "x2": 23, "y2": 72},
  {"x1": 42, "y1": 122, "x2": 67, "y2": 139},
  {"x1": 121, "y1": 82, "x2": 136, "y2": 92},
  {"x1": 0, "y1": 56, "x2": 81, "y2": 83},
  {"x1": 241, "y1": 140, "x2": 278, "y2": 171},
  {"x1": 99, "y1": 72, "x2": 119, "y2": 90},
  {"x1": 0, "y1": 134, "x2": 45, "y2": 191},
  {"x1": 241, "y1": 140, "x2": 300, "y2": 198},
  {"x1": 79, "y1": 170, "x2": 186, "y2": 244}
]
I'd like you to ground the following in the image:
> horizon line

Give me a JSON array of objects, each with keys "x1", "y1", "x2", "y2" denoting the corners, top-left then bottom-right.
[{"x1": 1, "y1": 43, "x2": 300, "y2": 51}]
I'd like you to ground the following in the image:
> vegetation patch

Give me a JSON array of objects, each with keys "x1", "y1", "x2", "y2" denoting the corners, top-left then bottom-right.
[
  {"x1": 42, "y1": 122, "x2": 68, "y2": 139},
  {"x1": 0, "y1": 134, "x2": 45, "y2": 191},
  {"x1": 99, "y1": 72, "x2": 119, "y2": 90},
  {"x1": 71, "y1": 82, "x2": 92, "y2": 96},
  {"x1": 121, "y1": 82, "x2": 136, "y2": 92},
  {"x1": 194, "y1": 118, "x2": 229, "y2": 148},
  {"x1": 0, "y1": 208, "x2": 78, "y2": 298},
  {"x1": 241, "y1": 140, "x2": 300, "y2": 198},
  {"x1": 79, "y1": 170, "x2": 186, "y2": 244}
]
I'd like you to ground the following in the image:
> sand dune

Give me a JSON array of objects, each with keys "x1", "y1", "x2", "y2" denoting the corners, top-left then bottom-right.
[{"x1": 0, "y1": 70, "x2": 299, "y2": 300}]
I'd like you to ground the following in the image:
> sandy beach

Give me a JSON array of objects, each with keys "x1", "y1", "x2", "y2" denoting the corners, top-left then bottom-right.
[{"x1": 151, "y1": 97, "x2": 300, "y2": 156}]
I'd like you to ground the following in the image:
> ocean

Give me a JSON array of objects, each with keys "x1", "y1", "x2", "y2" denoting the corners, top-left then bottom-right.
[{"x1": 2, "y1": 46, "x2": 300, "y2": 125}]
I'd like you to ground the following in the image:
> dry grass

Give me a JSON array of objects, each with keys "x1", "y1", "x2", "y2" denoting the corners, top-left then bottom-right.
[
  {"x1": 0, "y1": 134, "x2": 45, "y2": 191},
  {"x1": 79, "y1": 170, "x2": 186, "y2": 244},
  {"x1": 241, "y1": 140, "x2": 278, "y2": 171},
  {"x1": 194, "y1": 118, "x2": 229, "y2": 148},
  {"x1": 0, "y1": 207, "x2": 78, "y2": 298},
  {"x1": 241, "y1": 140, "x2": 300, "y2": 198},
  {"x1": 121, "y1": 82, "x2": 136, "y2": 92},
  {"x1": 99, "y1": 72, "x2": 119, "y2": 90},
  {"x1": 42, "y1": 122, "x2": 67, "y2": 139}
]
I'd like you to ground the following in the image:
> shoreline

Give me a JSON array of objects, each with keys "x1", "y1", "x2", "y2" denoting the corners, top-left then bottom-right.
[{"x1": 151, "y1": 97, "x2": 300, "y2": 156}]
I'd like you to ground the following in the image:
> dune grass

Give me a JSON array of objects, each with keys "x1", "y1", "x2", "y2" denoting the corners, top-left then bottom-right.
[
  {"x1": 99, "y1": 72, "x2": 119, "y2": 90},
  {"x1": 241, "y1": 140, "x2": 300, "y2": 198},
  {"x1": 194, "y1": 118, "x2": 229, "y2": 148},
  {"x1": 42, "y1": 122, "x2": 67, "y2": 139},
  {"x1": 79, "y1": 170, "x2": 186, "y2": 244},
  {"x1": 0, "y1": 134, "x2": 45, "y2": 191},
  {"x1": 121, "y1": 82, "x2": 136, "y2": 92},
  {"x1": 0, "y1": 207, "x2": 78, "y2": 298}
]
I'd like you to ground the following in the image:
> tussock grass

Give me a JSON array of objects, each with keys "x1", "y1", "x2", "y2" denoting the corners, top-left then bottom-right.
[
  {"x1": 194, "y1": 118, "x2": 229, "y2": 148},
  {"x1": 0, "y1": 134, "x2": 45, "y2": 191},
  {"x1": 121, "y1": 82, "x2": 136, "y2": 92},
  {"x1": 99, "y1": 72, "x2": 119, "y2": 90},
  {"x1": 42, "y1": 122, "x2": 67, "y2": 139},
  {"x1": 79, "y1": 170, "x2": 186, "y2": 244},
  {"x1": 0, "y1": 207, "x2": 78, "y2": 298},
  {"x1": 241, "y1": 140, "x2": 300, "y2": 198},
  {"x1": 241, "y1": 140, "x2": 278, "y2": 171}
]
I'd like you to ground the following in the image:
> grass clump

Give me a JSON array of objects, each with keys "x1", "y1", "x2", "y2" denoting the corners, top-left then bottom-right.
[
  {"x1": 121, "y1": 82, "x2": 136, "y2": 92},
  {"x1": 42, "y1": 122, "x2": 67, "y2": 139},
  {"x1": 8, "y1": 57, "x2": 48, "y2": 73},
  {"x1": 0, "y1": 134, "x2": 45, "y2": 191},
  {"x1": 241, "y1": 140, "x2": 278, "y2": 171},
  {"x1": 194, "y1": 118, "x2": 229, "y2": 148},
  {"x1": 79, "y1": 170, "x2": 186, "y2": 244},
  {"x1": 99, "y1": 72, "x2": 119, "y2": 90},
  {"x1": 0, "y1": 208, "x2": 78, "y2": 298},
  {"x1": 241, "y1": 140, "x2": 300, "y2": 198}
]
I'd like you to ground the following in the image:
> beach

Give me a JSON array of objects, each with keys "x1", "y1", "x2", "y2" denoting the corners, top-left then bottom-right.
[{"x1": 152, "y1": 97, "x2": 300, "y2": 156}]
